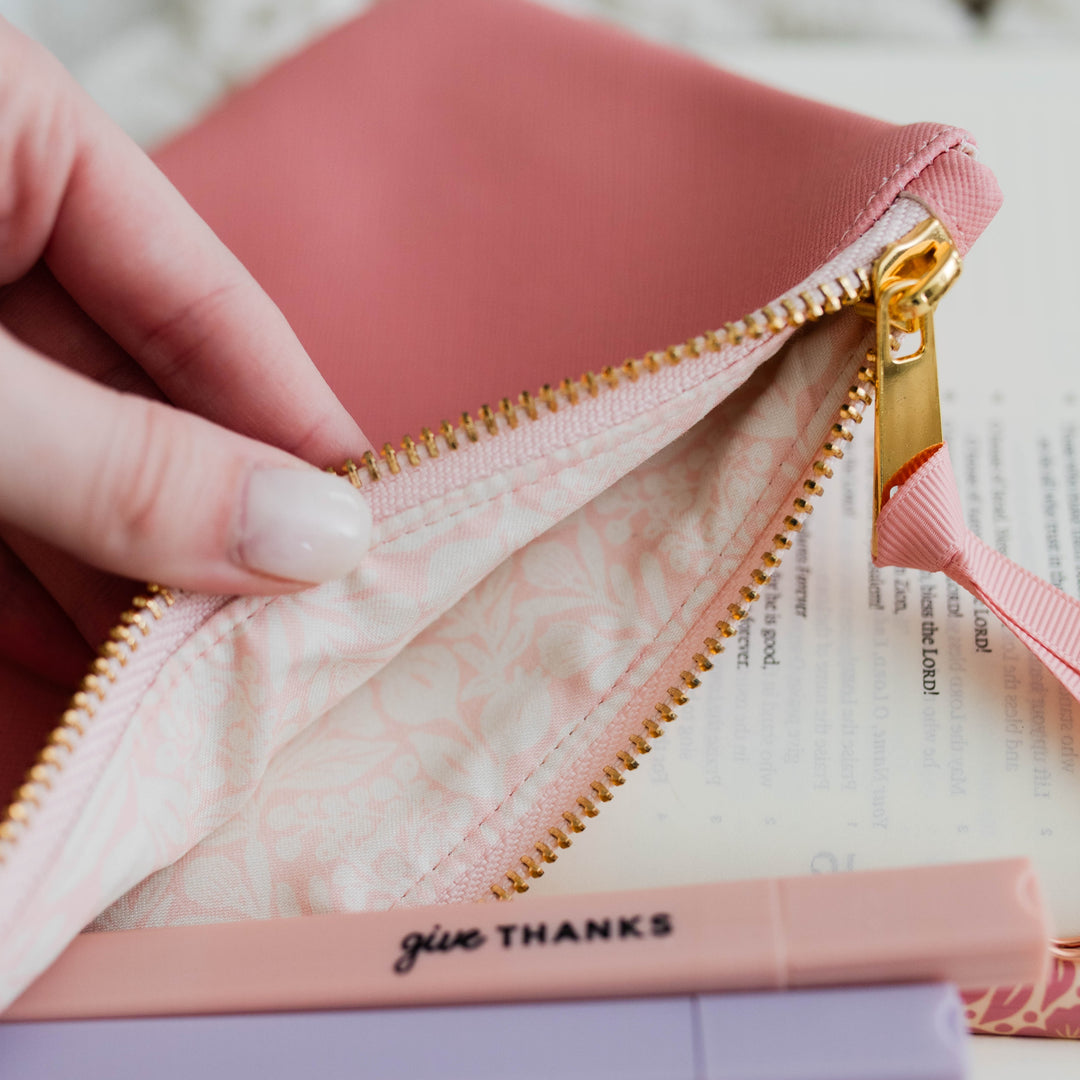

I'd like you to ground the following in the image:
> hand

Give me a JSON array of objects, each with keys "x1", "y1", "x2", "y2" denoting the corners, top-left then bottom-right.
[{"x1": 0, "y1": 21, "x2": 372, "y2": 729}]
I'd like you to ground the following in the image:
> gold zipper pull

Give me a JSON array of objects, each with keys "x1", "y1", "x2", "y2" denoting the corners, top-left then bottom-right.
[{"x1": 866, "y1": 218, "x2": 963, "y2": 555}]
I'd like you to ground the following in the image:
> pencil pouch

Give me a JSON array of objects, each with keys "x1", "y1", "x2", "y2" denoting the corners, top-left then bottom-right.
[{"x1": 2, "y1": 0, "x2": 1077, "y2": 1038}]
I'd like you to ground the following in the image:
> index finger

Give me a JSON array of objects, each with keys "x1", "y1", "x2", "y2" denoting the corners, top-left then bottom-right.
[{"x1": 0, "y1": 19, "x2": 369, "y2": 466}]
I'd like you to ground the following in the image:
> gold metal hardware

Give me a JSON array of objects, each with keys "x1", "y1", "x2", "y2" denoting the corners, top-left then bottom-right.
[
  {"x1": 401, "y1": 436, "x2": 421, "y2": 466},
  {"x1": 781, "y1": 297, "x2": 805, "y2": 327},
  {"x1": 361, "y1": 450, "x2": 381, "y2": 481},
  {"x1": 0, "y1": 583, "x2": 179, "y2": 861},
  {"x1": 461, "y1": 413, "x2": 480, "y2": 442},
  {"x1": 520, "y1": 855, "x2": 544, "y2": 878},
  {"x1": 666, "y1": 686, "x2": 688, "y2": 705},
  {"x1": 799, "y1": 291, "x2": 824, "y2": 320},
  {"x1": 868, "y1": 218, "x2": 961, "y2": 553},
  {"x1": 506, "y1": 870, "x2": 529, "y2": 893},
  {"x1": 535, "y1": 842, "x2": 558, "y2": 863},
  {"x1": 1049, "y1": 937, "x2": 1080, "y2": 961}
]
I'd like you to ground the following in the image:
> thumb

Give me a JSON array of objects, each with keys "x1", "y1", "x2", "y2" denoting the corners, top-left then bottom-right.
[{"x1": 1, "y1": 335, "x2": 373, "y2": 593}]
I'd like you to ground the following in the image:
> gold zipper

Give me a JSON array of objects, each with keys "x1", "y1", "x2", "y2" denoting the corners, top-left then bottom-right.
[
  {"x1": 329, "y1": 272, "x2": 872, "y2": 489},
  {"x1": 867, "y1": 217, "x2": 962, "y2": 554},
  {"x1": 487, "y1": 368, "x2": 875, "y2": 898},
  {"x1": 488, "y1": 219, "x2": 963, "y2": 900},
  {"x1": 0, "y1": 585, "x2": 175, "y2": 861},
  {"x1": 0, "y1": 231, "x2": 926, "y2": 875}
]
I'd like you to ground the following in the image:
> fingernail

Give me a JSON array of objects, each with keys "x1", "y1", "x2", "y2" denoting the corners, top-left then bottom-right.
[{"x1": 237, "y1": 468, "x2": 373, "y2": 583}]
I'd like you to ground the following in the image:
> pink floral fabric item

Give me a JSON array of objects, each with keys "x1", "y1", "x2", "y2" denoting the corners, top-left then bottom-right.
[
  {"x1": 92, "y1": 312, "x2": 873, "y2": 928},
  {"x1": 1, "y1": 0, "x2": 1040, "y2": 1035},
  {"x1": 0, "y1": 200, "x2": 925, "y2": 1008},
  {"x1": 966, "y1": 959, "x2": 1080, "y2": 1039}
]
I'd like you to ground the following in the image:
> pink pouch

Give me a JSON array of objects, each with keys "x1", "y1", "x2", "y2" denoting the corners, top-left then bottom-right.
[{"x1": 2, "y1": 0, "x2": 1074, "y2": 1038}]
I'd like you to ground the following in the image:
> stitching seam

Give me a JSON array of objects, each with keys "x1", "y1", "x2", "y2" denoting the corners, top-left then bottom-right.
[{"x1": 824, "y1": 127, "x2": 958, "y2": 263}]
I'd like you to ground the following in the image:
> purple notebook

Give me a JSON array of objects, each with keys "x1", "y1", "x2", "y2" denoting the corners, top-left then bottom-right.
[{"x1": 0, "y1": 983, "x2": 968, "y2": 1079}]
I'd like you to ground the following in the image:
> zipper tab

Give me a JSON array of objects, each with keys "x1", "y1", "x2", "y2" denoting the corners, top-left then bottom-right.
[{"x1": 867, "y1": 218, "x2": 962, "y2": 555}]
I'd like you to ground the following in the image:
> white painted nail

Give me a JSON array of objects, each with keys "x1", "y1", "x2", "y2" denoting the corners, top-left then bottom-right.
[{"x1": 237, "y1": 468, "x2": 373, "y2": 583}]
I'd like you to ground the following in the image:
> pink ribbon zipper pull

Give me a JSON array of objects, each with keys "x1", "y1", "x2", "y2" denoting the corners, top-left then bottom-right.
[{"x1": 874, "y1": 441, "x2": 1080, "y2": 703}]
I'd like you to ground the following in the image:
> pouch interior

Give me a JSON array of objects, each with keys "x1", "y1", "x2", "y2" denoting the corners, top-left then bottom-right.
[{"x1": 71, "y1": 304, "x2": 874, "y2": 931}]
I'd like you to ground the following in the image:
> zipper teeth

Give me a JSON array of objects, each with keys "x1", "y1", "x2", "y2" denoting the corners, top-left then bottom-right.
[
  {"x1": 0, "y1": 585, "x2": 176, "y2": 863},
  {"x1": 488, "y1": 361, "x2": 878, "y2": 900},
  {"x1": 0, "y1": 270, "x2": 874, "y2": 867},
  {"x1": 333, "y1": 270, "x2": 873, "y2": 488}
]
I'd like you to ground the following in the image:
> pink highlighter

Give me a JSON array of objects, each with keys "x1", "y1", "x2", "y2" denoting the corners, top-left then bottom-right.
[{"x1": 4, "y1": 858, "x2": 1047, "y2": 1021}]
